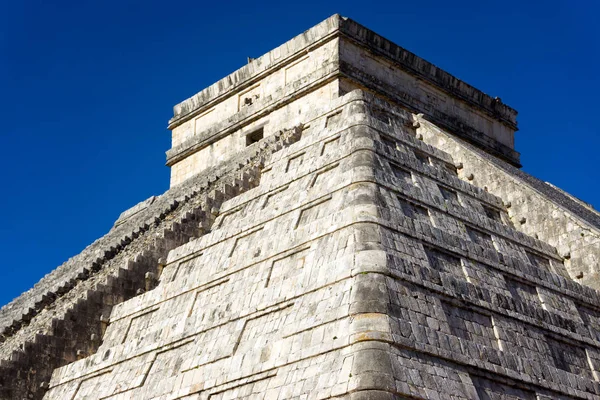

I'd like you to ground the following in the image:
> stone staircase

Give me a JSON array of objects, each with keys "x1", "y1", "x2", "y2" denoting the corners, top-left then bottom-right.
[{"x1": 0, "y1": 126, "x2": 303, "y2": 400}]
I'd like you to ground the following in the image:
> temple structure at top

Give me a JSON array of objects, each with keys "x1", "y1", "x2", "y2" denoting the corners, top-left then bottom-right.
[
  {"x1": 2, "y1": 14, "x2": 600, "y2": 400},
  {"x1": 166, "y1": 14, "x2": 518, "y2": 186}
]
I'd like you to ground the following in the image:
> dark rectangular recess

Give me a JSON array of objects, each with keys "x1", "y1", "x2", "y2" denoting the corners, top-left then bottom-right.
[{"x1": 246, "y1": 127, "x2": 264, "y2": 146}]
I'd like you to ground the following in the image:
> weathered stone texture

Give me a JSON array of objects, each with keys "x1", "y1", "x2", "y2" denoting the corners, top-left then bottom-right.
[
  {"x1": 0, "y1": 125, "x2": 302, "y2": 399},
  {"x1": 37, "y1": 93, "x2": 600, "y2": 399},
  {"x1": 2, "y1": 14, "x2": 600, "y2": 400},
  {"x1": 415, "y1": 114, "x2": 600, "y2": 289},
  {"x1": 166, "y1": 14, "x2": 521, "y2": 188}
]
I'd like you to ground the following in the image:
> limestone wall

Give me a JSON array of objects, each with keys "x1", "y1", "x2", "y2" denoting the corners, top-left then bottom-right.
[
  {"x1": 166, "y1": 14, "x2": 523, "y2": 189},
  {"x1": 416, "y1": 115, "x2": 600, "y2": 290},
  {"x1": 40, "y1": 91, "x2": 600, "y2": 400},
  {"x1": 168, "y1": 15, "x2": 343, "y2": 129},
  {"x1": 346, "y1": 93, "x2": 600, "y2": 398},
  {"x1": 171, "y1": 39, "x2": 339, "y2": 149},
  {"x1": 170, "y1": 79, "x2": 340, "y2": 186},
  {"x1": 0, "y1": 121, "x2": 302, "y2": 399},
  {"x1": 44, "y1": 91, "x2": 385, "y2": 400},
  {"x1": 338, "y1": 38, "x2": 517, "y2": 159},
  {"x1": 5, "y1": 13, "x2": 600, "y2": 400}
]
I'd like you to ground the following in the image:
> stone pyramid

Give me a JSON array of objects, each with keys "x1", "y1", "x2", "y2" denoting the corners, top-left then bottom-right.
[{"x1": 2, "y1": 14, "x2": 600, "y2": 400}]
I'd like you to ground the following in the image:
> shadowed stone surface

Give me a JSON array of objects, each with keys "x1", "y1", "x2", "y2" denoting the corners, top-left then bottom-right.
[{"x1": 2, "y1": 14, "x2": 600, "y2": 400}]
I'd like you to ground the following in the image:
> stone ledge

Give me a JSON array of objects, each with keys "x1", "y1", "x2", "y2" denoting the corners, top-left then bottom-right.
[
  {"x1": 165, "y1": 70, "x2": 338, "y2": 166},
  {"x1": 338, "y1": 17, "x2": 517, "y2": 127},
  {"x1": 340, "y1": 64, "x2": 521, "y2": 166},
  {"x1": 169, "y1": 15, "x2": 517, "y2": 133},
  {"x1": 168, "y1": 15, "x2": 342, "y2": 128},
  {"x1": 438, "y1": 119, "x2": 600, "y2": 231}
]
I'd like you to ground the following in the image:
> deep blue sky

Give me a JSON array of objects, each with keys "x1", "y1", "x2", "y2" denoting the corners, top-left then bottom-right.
[{"x1": 0, "y1": 0, "x2": 598, "y2": 307}]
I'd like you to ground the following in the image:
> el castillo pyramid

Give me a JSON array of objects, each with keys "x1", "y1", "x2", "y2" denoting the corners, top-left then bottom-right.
[{"x1": 2, "y1": 14, "x2": 600, "y2": 400}]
